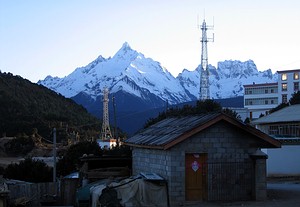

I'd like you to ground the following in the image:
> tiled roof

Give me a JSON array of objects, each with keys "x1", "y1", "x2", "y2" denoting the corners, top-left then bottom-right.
[{"x1": 125, "y1": 112, "x2": 281, "y2": 150}]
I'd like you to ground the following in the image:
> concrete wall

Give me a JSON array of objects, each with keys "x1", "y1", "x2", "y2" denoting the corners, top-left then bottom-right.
[
  {"x1": 263, "y1": 145, "x2": 300, "y2": 176},
  {"x1": 132, "y1": 121, "x2": 262, "y2": 206}
]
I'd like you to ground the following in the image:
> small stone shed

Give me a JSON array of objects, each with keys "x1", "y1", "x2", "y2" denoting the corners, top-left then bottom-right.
[{"x1": 125, "y1": 112, "x2": 281, "y2": 206}]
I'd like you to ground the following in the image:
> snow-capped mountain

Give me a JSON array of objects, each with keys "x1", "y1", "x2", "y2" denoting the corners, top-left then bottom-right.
[
  {"x1": 178, "y1": 60, "x2": 276, "y2": 99},
  {"x1": 40, "y1": 42, "x2": 190, "y2": 105},
  {"x1": 38, "y1": 42, "x2": 277, "y2": 134},
  {"x1": 39, "y1": 42, "x2": 277, "y2": 105}
]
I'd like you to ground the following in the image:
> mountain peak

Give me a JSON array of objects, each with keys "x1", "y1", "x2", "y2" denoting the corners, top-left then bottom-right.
[
  {"x1": 121, "y1": 41, "x2": 131, "y2": 49},
  {"x1": 113, "y1": 42, "x2": 138, "y2": 61},
  {"x1": 118, "y1": 41, "x2": 134, "y2": 54}
]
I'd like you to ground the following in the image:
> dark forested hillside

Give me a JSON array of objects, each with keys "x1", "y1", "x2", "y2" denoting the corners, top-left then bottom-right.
[{"x1": 0, "y1": 72, "x2": 101, "y2": 140}]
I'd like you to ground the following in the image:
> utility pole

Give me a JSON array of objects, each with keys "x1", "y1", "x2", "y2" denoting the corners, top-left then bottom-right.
[
  {"x1": 199, "y1": 19, "x2": 214, "y2": 100},
  {"x1": 112, "y1": 95, "x2": 119, "y2": 146},
  {"x1": 53, "y1": 128, "x2": 57, "y2": 194}
]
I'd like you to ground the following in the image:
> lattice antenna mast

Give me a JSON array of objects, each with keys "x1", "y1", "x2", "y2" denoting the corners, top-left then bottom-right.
[
  {"x1": 199, "y1": 19, "x2": 214, "y2": 100},
  {"x1": 101, "y1": 87, "x2": 112, "y2": 140}
]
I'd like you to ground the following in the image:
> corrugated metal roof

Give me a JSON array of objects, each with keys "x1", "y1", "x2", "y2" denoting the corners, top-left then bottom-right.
[
  {"x1": 125, "y1": 113, "x2": 220, "y2": 147},
  {"x1": 252, "y1": 104, "x2": 300, "y2": 124}
]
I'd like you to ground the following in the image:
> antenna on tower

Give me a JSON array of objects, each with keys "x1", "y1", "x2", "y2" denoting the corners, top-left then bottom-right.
[{"x1": 199, "y1": 18, "x2": 214, "y2": 100}]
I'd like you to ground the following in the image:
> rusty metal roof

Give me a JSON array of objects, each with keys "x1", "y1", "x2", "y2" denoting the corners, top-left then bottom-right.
[{"x1": 124, "y1": 112, "x2": 281, "y2": 150}]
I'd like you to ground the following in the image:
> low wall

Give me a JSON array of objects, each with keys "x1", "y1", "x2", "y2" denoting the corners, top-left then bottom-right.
[
  {"x1": 7, "y1": 182, "x2": 57, "y2": 206},
  {"x1": 263, "y1": 145, "x2": 300, "y2": 176}
]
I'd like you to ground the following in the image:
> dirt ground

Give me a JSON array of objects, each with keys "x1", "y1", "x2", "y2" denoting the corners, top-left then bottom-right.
[{"x1": 186, "y1": 178, "x2": 300, "y2": 207}]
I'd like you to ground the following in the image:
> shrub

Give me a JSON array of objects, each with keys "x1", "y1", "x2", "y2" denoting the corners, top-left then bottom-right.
[
  {"x1": 4, "y1": 158, "x2": 52, "y2": 183},
  {"x1": 4, "y1": 136, "x2": 34, "y2": 156},
  {"x1": 57, "y1": 141, "x2": 102, "y2": 176}
]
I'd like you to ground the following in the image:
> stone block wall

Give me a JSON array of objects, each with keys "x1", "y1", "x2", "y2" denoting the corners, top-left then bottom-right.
[
  {"x1": 132, "y1": 121, "x2": 265, "y2": 206},
  {"x1": 132, "y1": 148, "x2": 169, "y2": 178}
]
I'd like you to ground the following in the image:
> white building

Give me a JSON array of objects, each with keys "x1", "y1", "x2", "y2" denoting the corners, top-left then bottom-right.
[
  {"x1": 244, "y1": 69, "x2": 300, "y2": 119},
  {"x1": 251, "y1": 104, "x2": 300, "y2": 176},
  {"x1": 277, "y1": 69, "x2": 300, "y2": 103},
  {"x1": 97, "y1": 139, "x2": 117, "y2": 149},
  {"x1": 244, "y1": 83, "x2": 278, "y2": 119}
]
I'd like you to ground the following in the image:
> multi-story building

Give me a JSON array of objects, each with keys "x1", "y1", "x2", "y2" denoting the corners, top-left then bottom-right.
[
  {"x1": 244, "y1": 69, "x2": 300, "y2": 119},
  {"x1": 252, "y1": 104, "x2": 300, "y2": 176},
  {"x1": 244, "y1": 82, "x2": 278, "y2": 119},
  {"x1": 277, "y1": 69, "x2": 300, "y2": 103}
]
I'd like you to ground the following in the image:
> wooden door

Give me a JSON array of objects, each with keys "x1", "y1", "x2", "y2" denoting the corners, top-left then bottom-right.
[{"x1": 185, "y1": 153, "x2": 208, "y2": 201}]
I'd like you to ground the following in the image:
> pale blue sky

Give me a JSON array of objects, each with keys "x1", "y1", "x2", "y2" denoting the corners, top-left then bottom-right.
[{"x1": 1, "y1": 0, "x2": 300, "y2": 82}]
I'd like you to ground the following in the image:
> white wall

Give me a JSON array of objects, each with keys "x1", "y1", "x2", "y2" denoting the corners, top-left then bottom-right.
[{"x1": 263, "y1": 145, "x2": 300, "y2": 176}]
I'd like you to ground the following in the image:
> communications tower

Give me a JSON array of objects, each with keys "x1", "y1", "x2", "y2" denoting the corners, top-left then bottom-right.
[
  {"x1": 199, "y1": 19, "x2": 214, "y2": 100},
  {"x1": 101, "y1": 87, "x2": 113, "y2": 140}
]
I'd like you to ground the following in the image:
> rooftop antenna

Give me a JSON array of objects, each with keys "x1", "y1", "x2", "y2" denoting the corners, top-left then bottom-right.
[{"x1": 199, "y1": 16, "x2": 214, "y2": 100}]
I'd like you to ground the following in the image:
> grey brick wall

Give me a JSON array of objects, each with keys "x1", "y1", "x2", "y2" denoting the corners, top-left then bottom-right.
[{"x1": 132, "y1": 122, "x2": 263, "y2": 206}]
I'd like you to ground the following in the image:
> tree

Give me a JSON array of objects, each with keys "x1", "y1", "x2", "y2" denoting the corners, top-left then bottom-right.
[
  {"x1": 269, "y1": 102, "x2": 289, "y2": 114},
  {"x1": 222, "y1": 108, "x2": 241, "y2": 120},
  {"x1": 244, "y1": 117, "x2": 250, "y2": 124},
  {"x1": 270, "y1": 92, "x2": 300, "y2": 114},
  {"x1": 4, "y1": 158, "x2": 52, "y2": 182},
  {"x1": 57, "y1": 141, "x2": 102, "y2": 176},
  {"x1": 194, "y1": 99, "x2": 222, "y2": 114},
  {"x1": 289, "y1": 91, "x2": 300, "y2": 105},
  {"x1": 144, "y1": 99, "x2": 223, "y2": 127},
  {"x1": 4, "y1": 136, "x2": 34, "y2": 156}
]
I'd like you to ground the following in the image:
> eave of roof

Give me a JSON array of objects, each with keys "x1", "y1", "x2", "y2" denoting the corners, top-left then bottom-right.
[
  {"x1": 277, "y1": 69, "x2": 300, "y2": 73},
  {"x1": 125, "y1": 113, "x2": 281, "y2": 150},
  {"x1": 243, "y1": 82, "x2": 277, "y2": 87}
]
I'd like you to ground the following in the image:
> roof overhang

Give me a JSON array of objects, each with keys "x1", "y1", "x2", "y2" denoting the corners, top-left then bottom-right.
[{"x1": 125, "y1": 113, "x2": 281, "y2": 150}]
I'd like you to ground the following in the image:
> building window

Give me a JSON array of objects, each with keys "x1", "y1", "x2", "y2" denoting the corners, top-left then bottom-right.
[
  {"x1": 271, "y1": 89, "x2": 274, "y2": 93},
  {"x1": 281, "y1": 73, "x2": 287, "y2": 81},
  {"x1": 265, "y1": 89, "x2": 268, "y2": 93},
  {"x1": 269, "y1": 124, "x2": 300, "y2": 137},
  {"x1": 294, "y1": 82, "x2": 299, "y2": 91},
  {"x1": 282, "y1": 83, "x2": 287, "y2": 91},
  {"x1": 245, "y1": 98, "x2": 278, "y2": 105},
  {"x1": 294, "y1": 72, "x2": 299, "y2": 80},
  {"x1": 282, "y1": 94, "x2": 288, "y2": 103}
]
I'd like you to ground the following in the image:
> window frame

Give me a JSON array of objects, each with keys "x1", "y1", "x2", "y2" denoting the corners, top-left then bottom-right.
[
  {"x1": 294, "y1": 82, "x2": 299, "y2": 91},
  {"x1": 282, "y1": 83, "x2": 287, "y2": 91},
  {"x1": 281, "y1": 73, "x2": 287, "y2": 81},
  {"x1": 282, "y1": 94, "x2": 288, "y2": 103}
]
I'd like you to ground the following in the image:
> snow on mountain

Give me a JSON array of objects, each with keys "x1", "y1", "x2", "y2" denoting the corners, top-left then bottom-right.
[
  {"x1": 39, "y1": 42, "x2": 191, "y2": 104},
  {"x1": 178, "y1": 60, "x2": 277, "y2": 99},
  {"x1": 39, "y1": 42, "x2": 277, "y2": 107}
]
